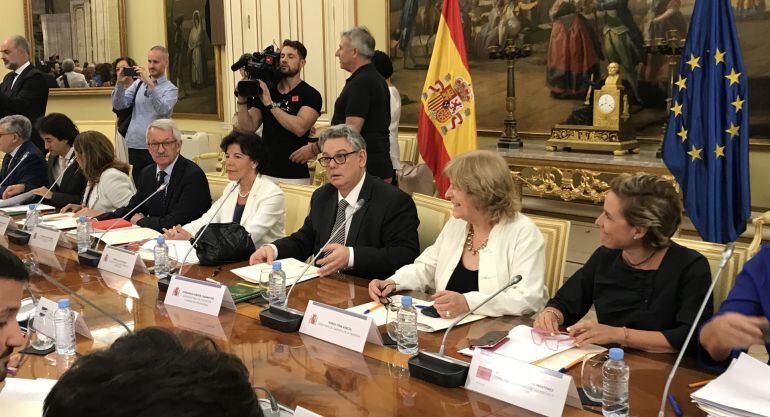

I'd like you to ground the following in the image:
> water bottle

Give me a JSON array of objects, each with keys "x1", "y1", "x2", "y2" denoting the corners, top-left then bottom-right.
[
  {"x1": 153, "y1": 236, "x2": 169, "y2": 278},
  {"x1": 397, "y1": 296, "x2": 419, "y2": 355},
  {"x1": 26, "y1": 204, "x2": 41, "y2": 230},
  {"x1": 602, "y1": 347, "x2": 630, "y2": 417},
  {"x1": 268, "y1": 261, "x2": 286, "y2": 306},
  {"x1": 76, "y1": 216, "x2": 92, "y2": 253},
  {"x1": 53, "y1": 299, "x2": 76, "y2": 356}
]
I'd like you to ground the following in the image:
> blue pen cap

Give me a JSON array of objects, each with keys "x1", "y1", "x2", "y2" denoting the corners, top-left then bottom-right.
[
  {"x1": 401, "y1": 296, "x2": 412, "y2": 307},
  {"x1": 609, "y1": 347, "x2": 624, "y2": 361},
  {"x1": 57, "y1": 298, "x2": 70, "y2": 309},
  {"x1": 272, "y1": 261, "x2": 282, "y2": 270}
]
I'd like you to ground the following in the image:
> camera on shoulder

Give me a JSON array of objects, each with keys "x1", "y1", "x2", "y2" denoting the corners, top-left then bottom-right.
[{"x1": 231, "y1": 45, "x2": 281, "y2": 97}]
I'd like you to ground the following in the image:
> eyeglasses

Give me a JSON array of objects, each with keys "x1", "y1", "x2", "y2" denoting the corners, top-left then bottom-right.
[
  {"x1": 531, "y1": 328, "x2": 575, "y2": 351},
  {"x1": 148, "y1": 140, "x2": 177, "y2": 150},
  {"x1": 317, "y1": 150, "x2": 358, "y2": 167}
]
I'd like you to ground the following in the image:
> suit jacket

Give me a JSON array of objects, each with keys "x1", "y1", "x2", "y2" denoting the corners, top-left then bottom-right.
[
  {"x1": 274, "y1": 175, "x2": 420, "y2": 279},
  {"x1": 44, "y1": 154, "x2": 87, "y2": 208},
  {"x1": 98, "y1": 155, "x2": 211, "y2": 232},
  {"x1": 0, "y1": 65, "x2": 50, "y2": 152},
  {"x1": 0, "y1": 140, "x2": 47, "y2": 196}
]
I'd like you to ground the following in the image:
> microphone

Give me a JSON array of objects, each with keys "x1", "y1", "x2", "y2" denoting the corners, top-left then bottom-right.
[
  {"x1": 656, "y1": 242, "x2": 735, "y2": 417},
  {"x1": 0, "y1": 152, "x2": 30, "y2": 190},
  {"x1": 259, "y1": 198, "x2": 366, "y2": 333},
  {"x1": 157, "y1": 179, "x2": 242, "y2": 292},
  {"x1": 23, "y1": 259, "x2": 134, "y2": 336},
  {"x1": 253, "y1": 386, "x2": 281, "y2": 417},
  {"x1": 408, "y1": 274, "x2": 524, "y2": 388},
  {"x1": 78, "y1": 182, "x2": 168, "y2": 267},
  {"x1": 21, "y1": 157, "x2": 77, "y2": 231}
]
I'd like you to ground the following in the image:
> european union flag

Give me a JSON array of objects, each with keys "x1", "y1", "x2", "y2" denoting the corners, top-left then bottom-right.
[{"x1": 662, "y1": 0, "x2": 750, "y2": 244}]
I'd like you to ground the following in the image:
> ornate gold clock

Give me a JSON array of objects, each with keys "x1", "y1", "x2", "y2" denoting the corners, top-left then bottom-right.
[{"x1": 546, "y1": 62, "x2": 639, "y2": 155}]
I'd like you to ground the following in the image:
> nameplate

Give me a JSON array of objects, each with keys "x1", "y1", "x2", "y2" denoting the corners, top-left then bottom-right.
[
  {"x1": 465, "y1": 348, "x2": 581, "y2": 417},
  {"x1": 299, "y1": 300, "x2": 383, "y2": 353},
  {"x1": 29, "y1": 225, "x2": 61, "y2": 252},
  {"x1": 33, "y1": 297, "x2": 93, "y2": 340},
  {"x1": 98, "y1": 245, "x2": 148, "y2": 278},
  {"x1": 163, "y1": 275, "x2": 236, "y2": 316},
  {"x1": 294, "y1": 406, "x2": 324, "y2": 417},
  {"x1": 0, "y1": 214, "x2": 10, "y2": 234}
]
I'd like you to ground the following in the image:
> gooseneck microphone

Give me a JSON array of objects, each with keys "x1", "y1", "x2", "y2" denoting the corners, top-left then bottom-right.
[
  {"x1": 259, "y1": 199, "x2": 366, "y2": 333},
  {"x1": 0, "y1": 151, "x2": 30, "y2": 189},
  {"x1": 24, "y1": 260, "x2": 134, "y2": 336},
  {"x1": 5, "y1": 153, "x2": 41, "y2": 244},
  {"x1": 408, "y1": 274, "x2": 524, "y2": 388},
  {"x1": 29, "y1": 156, "x2": 76, "y2": 214},
  {"x1": 656, "y1": 242, "x2": 735, "y2": 417},
  {"x1": 78, "y1": 183, "x2": 168, "y2": 266}
]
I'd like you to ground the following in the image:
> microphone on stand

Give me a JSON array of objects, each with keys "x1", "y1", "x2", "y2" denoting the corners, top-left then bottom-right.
[
  {"x1": 260, "y1": 199, "x2": 366, "y2": 333},
  {"x1": 7, "y1": 154, "x2": 71, "y2": 244},
  {"x1": 408, "y1": 274, "x2": 524, "y2": 388},
  {"x1": 78, "y1": 183, "x2": 167, "y2": 267},
  {"x1": 23, "y1": 259, "x2": 134, "y2": 336},
  {"x1": 656, "y1": 242, "x2": 735, "y2": 417},
  {"x1": 157, "y1": 179, "x2": 242, "y2": 292},
  {"x1": 0, "y1": 152, "x2": 30, "y2": 189}
]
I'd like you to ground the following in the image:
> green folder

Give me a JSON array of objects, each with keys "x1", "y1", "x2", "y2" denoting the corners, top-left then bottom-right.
[{"x1": 228, "y1": 283, "x2": 264, "y2": 303}]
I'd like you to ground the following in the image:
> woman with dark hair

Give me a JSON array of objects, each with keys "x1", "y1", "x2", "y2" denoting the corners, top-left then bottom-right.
[
  {"x1": 164, "y1": 131, "x2": 284, "y2": 246},
  {"x1": 111, "y1": 56, "x2": 137, "y2": 87},
  {"x1": 18, "y1": 113, "x2": 87, "y2": 208},
  {"x1": 93, "y1": 63, "x2": 113, "y2": 87},
  {"x1": 60, "y1": 131, "x2": 135, "y2": 216},
  {"x1": 111, "y1": 56, "x2": 138, "y2": 163},
  {"x1": 534, "y1": 173, "x2": 712, "y2": 353}
]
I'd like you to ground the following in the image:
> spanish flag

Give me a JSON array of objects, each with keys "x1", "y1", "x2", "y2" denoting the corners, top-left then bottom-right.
[{"x1": 417, "y1": 0, "x2": 477, "y2": 197}]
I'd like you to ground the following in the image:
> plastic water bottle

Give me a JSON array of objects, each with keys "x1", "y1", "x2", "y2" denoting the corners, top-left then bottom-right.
[
  {"x1": 268, "y1": 261, "x2": 286, "y2": 306},
  {"x1": 397, "y1": 296, "x2": 419, "y2": 355},
  {"x1": 25, "y1": 204, "x2": 41, "y2": 230},
  {"x1": 53, "y1": 299, "x2": 76, "y2": 356},
  {"x1": 602, "y1": 347, "x2": 630, "y2": 417},
  {"x1": 76, "y1": 216, "x2": 92, "y2": 253},
  {"x1": 153, "y1": 236, "x2": 169, "y2": 278}
]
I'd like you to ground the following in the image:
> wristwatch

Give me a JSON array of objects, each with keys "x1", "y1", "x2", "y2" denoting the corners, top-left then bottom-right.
[{"x1": 265, "y1": 102, "x2": 274, "y2": 110}]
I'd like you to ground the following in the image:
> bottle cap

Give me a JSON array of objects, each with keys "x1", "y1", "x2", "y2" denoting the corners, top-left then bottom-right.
[
  {"x1": 401, "y1": 296, "x2": 412, "y2": 306},
  {"x1": 609, "y1": 347, "x2": 624, "y2": 361},
  {"x1": 156, "y1": 236, "x2": 165, "y2": 244},
  {"x1": 79, "y1": 215, "x2": 87, "y2": 222},
  {"x1": 272, "y1": 261, "x2": 282, "y2": 270},
  {"x1": 57, "y1": 298, "x2": 70, "y2": 309},
  {"x1": 28, "y1": 204, "x2": 36, "y2": 209}
]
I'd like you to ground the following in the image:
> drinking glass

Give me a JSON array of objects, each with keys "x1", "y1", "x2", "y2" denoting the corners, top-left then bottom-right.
[
  {"x1": 385, "y1": 298, "x2": 401, "y2": 342},
  {"x1": 28, "y1": 315, "x2": 54, "y2": 351},
  {"x1": 581, "y1": 352, "x2": 609, "y2": 403}
]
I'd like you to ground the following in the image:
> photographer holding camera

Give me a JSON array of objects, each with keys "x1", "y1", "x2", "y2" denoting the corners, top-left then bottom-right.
[{"x1": 233, "y1": 40, "x2": 322, "y2": 185}]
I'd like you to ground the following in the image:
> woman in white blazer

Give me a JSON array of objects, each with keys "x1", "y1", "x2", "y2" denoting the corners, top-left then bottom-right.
[
  {"x1": 369, "y1": 150, "x2": 548, "y2": 318},
  {"x1": 164, "y1": 131, "x2": 284, "y2": 246},
  {"x1": 61, "y1": 131, "x2": 136, "y2": 216}
]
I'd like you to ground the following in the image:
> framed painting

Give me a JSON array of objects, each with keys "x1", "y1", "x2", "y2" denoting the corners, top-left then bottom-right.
[
  {"x1": 387, "y1": 0, "x2": 770, "y2": 139},
  {"x1": 164, "y1": 0, "x2": 224, "y2": 120}
]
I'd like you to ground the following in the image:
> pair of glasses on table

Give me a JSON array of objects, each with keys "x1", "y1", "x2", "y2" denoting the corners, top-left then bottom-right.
[{"x1": 531, "y1": 328, "x2": 575, "y2": 350}]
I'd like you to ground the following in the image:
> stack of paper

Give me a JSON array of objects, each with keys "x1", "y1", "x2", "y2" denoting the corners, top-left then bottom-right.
[
  {"x1": 691, "y1": 353, "x2": 770, "y2": 417},
  {"x1": 458, "y1": 325, "x2": 576, "y2": 362},
  {"x1": 230, "y1": 258, "x2": 319, "y2": 285},
  {"x1": 0, "y1": 203, "x2": 55, "y2": 215},
  {"x1": 138, "y1": 239, "x2": 199, "y2": 264},
  {"x1": 91, "y1": 227, "x2": 160, "y2": 246},
  {"x1": 347, "y1": 295, "x2": 485, "y2": 332},
  {"x1": 0, "y1": 378, "x2": 58, "y2": 417},
  {"x1": 16, "y1": 213, "x2": 78, "y2": 230}
]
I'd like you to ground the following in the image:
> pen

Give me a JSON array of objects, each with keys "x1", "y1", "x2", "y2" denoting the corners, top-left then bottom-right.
[
  {"x1": 415, "y1": 305, "x2": 430, "y2": 309},
  {"x1": 668, "y1": 394, "x2": 683, "y2": 417},
  {"x1": 558, "y1": 357, "x2": 583, "y2": 373},
  {"x1": 688, "y1": 379, "x2": 713, "y2": 388},
  {"x1": 364, "y1": 303, "x2": 383, "y2": 315}
]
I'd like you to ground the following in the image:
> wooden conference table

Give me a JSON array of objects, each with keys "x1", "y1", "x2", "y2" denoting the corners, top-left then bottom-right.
[{"x1": 5, "y1": 236, "x2": 715, "y2": 417}]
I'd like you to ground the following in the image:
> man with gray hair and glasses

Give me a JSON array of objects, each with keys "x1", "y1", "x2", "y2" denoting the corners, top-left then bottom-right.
[
  {"x1": 0, "y1": 35, "x2": 49, "y2": 153},
  {"x1": 250, "y1": 124, "x2": 419, "y2": 279},
  {"x1": 97, "y1": 119, "x2": 210, "y2": 232},
  {"x1": 332, "y1": 27, "x2": 393, "y2": 183},
  {"x1": 0, "y1": 115, "x2": 47, "y2": 200}
]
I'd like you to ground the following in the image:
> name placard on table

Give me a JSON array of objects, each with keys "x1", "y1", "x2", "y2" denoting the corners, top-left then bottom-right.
[
  {"x1": 97, "y1": 245, "x2": 148, "y2": 278},
  {"x1": 163, "y1": 275, "x2": 236, "y2": 316},
  {"x1": 0, "y1": 214, "x2": 11, "y2": 234},
  {"x1": 29, "y1": 225, "x2": 61, "y2": 252},
  {"x1": 33, "y1": 297, "x2": 92, "y2": 339},
  {"x1": 465, "y1": 348, "x2": 582, "y2": 417},
  {"x1": 299, "y1": 300, "x2": 382, "y2": 353}
]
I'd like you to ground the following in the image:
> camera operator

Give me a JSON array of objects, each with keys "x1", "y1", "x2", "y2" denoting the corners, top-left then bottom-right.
[{"x1": 234, "y1": 40, "x2": 322, "y2": 185}]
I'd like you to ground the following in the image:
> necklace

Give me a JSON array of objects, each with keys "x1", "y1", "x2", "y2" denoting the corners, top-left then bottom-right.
[
  {"x1": 237, "y1": 189, "x2": 249, "y2": 198},
  {"x1": 464, "y1": 225, "x2": 489, "y2": 255},
  {"x1": 623, "y1": 248, "x2": 658, "y2": 267}
]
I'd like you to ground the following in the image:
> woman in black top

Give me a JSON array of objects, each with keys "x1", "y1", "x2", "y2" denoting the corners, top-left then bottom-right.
[{"x1": 534, "y1": 173, "x2": 712, "y2": 352}]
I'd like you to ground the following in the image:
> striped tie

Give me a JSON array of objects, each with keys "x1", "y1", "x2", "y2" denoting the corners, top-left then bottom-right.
[{"x1": 328, "y1": 199, "x2": 350, "y2": 246}]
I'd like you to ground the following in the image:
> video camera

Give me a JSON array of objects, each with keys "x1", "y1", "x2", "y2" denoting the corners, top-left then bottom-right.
[{"x1": 231, "y1": 45, "x2": 281, "y2": 97}]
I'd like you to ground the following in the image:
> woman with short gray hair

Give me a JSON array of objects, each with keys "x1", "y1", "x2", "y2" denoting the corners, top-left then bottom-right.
[{"x1": 57, "y1": 58, "x2": 88, "y2": 88}]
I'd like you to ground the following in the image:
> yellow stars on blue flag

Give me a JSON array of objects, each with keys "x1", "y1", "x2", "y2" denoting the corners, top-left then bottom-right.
[
  {"x1": 677, "y1": 126, "x2": 688, "y2": 142},
  {"x1": 714, "y1": 144, "x2": 726, "y2": 158},
  {"x1": 671, "y1": 101, "x2": 683, "y2": 117},
  {"x1": 714, "y1": 48, "x2": 725, "y2": 65},
  {"x1": 725, "y1": 122, "x2": 740, "y2": 139},
  {"x1": 725, "y1": 68, "x2": 741, "y2": 86},
  {"x1": 686, "y1": 54, "x2": 701, "y2": 70},
  {"x1": 687, "y1": 145, "x2": 703, "y2": 161},
  {"x1": 731, "y1": 96, "x2": 744, "y2": 113},
  {"x1": 675, "y1": 75, "x2": 687, "y2": 91}
]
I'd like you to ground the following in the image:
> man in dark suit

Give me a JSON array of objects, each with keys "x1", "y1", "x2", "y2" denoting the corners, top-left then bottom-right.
[
  {"x1": 97, "y1": 119, "x2": 211, "y2": 232},
  {"x1": 0, "y1": 36, "x2": 50, "y2": 153},
  {"x1": 0, "y1": 115, "x2": 47, "y2": 199},
  {"x1": 250, "y1": 124, "x2": 420, "y2": 279}
]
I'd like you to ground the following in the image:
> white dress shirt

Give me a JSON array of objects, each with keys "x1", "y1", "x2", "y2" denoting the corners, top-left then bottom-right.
[{"x1": 10, "y1": 61, "x2": 30, "y2": 90}]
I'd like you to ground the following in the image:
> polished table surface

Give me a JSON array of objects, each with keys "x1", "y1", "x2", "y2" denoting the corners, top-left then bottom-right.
[{"x1": 5, "y1": 235, "x2": 715, "y2": 417}]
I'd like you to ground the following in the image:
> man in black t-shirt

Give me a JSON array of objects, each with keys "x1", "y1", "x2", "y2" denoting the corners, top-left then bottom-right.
[
  {"x1": 332, "y1": 27, "x2": 392, "y2": 182},
  {"x1": 234, "y1": 40, "x2": 322, "y2": 184}
]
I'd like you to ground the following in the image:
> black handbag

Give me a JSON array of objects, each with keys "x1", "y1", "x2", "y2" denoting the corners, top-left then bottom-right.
[
  {"x1": 113, "y1": 82, "x2": 141, "y2": 137},
  {"x1": 193, "y1": 223, "x2": 256, "y2": 266}
]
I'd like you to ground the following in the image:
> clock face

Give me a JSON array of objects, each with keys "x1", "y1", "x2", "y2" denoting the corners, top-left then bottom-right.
[{"x1": 598, "y1": 94, "x2": 616, "y2": 114}]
